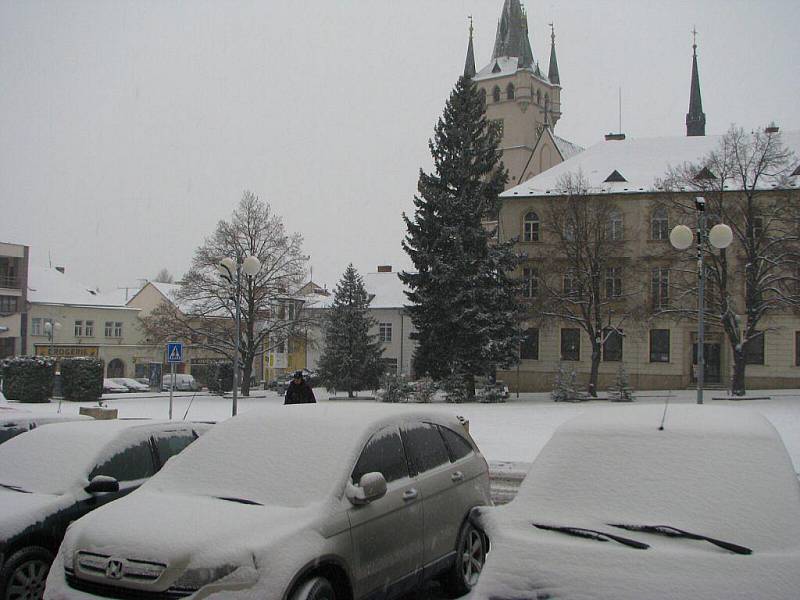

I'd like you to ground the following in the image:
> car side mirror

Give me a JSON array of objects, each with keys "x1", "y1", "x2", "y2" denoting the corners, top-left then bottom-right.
[
  {"x1": 85, "y1": 475, "x2": 120, "y2": 494},
  {"x1": 346, "y1": 472, "x2": 387, "y2": 505}
]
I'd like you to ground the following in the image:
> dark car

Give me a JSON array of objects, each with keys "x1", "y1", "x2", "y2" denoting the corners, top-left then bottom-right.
[
  {"x1": 0, "y1": 420, "x2": 210, "y2": 600},
  {"x1": 0, "y1": 412, "x2": 92, "y2": 446}
]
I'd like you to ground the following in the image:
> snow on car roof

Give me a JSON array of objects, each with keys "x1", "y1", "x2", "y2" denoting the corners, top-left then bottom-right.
[
  {"x1": 147, "y1": 404, "x2": 460, "y2": 508},
  {"x1": 508, "y1": 405, "x2": 800, "y2": 549}
]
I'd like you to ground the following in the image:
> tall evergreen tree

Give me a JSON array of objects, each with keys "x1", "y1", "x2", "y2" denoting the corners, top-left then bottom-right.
[
  {"x1": 401, "y1": 75, "x2": 522, "y2": 396},
  {"x1": 318, "y1": 264, "x2": 384, "y2": 397}
]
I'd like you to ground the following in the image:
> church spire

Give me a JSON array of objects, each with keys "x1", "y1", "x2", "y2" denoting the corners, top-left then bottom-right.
[
  {"x1": 686, "y1": 27, "x2": 706, "y2": 137},
  {"x1": 464, "y1": 16, "x2": 476, "y2": 78},
  {"x1": 492, "y1": 0, "x2": 535, "y2": 69},
  {"x1": 547, "y1": 23, "x2": 560, "y2": 85}
]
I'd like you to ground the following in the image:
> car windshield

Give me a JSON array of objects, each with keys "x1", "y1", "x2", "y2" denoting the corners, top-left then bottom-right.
[{"x1": 146, "y1": 408, "x2": 363, "y2": 508}]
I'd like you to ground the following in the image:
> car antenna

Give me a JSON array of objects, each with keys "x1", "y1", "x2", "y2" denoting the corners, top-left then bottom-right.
[
  {"x1": 182, "y1": 390, "x2": 198, "y2": 421},
  {"x1": 658, "y1": 392, "x2": 671, "y2": 431}
]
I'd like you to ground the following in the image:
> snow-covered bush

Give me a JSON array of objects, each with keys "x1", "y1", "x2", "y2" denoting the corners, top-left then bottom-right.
[
  {"x1": 60, "y1": 357, "x2": 103, "y2": 402},
  {"x1": 0, "y1": 356, "x2": 55, "y2": 403},
  {"x1": 206, "y1": 361, "x2": 233, "y2": 395},
  {"x1": 378, "y1": 372, "x2": 413, "y2": 403},
  {"x1": 477, "y1": 382, "x2": 507, "y2": 403},
  {"x1": 410, "y1": 377, "x2": 438, "y2": 403},
  {"x1": 440, "y1": 373, "x2": 470, "y2": 403},
  {"x1": 609, "y1": 364, "x2": 635, "y2": 402}
]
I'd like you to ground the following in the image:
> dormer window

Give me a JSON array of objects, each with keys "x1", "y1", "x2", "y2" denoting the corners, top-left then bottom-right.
[
  {"x1": 506, "y1": 83, "x2": 515, "y2": 100},
  {"x1": 791, "y1": 164, "x2": 800, "y2": 177},
  {"x1": 694, "y1": 166, "x2": 717, "y2": 180},
  {"x1": 492, "y1": 61, "x2": 502, "y2": 73},
  {"x1": 604, "y1": 170, "x2": 627, "y2": 183}
]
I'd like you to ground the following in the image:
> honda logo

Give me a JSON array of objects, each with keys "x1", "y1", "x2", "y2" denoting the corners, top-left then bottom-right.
[{"x1": 105, "y1": 559, "x2": 124, "y2": 580}]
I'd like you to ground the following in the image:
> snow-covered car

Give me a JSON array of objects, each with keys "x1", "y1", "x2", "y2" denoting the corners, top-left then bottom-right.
[
  {"x1": 1, "y1": 412, "x2": 92, "y2": 445},
  {"x1": 109, "y1": 378, "x2": 149, "y2": 392},
  {"x1": 45, "y1": 405, "x2": 492, "y2": 600},
  {"x1": 0, "y1": 420, "x2": 210, "y2": 600},
  {"x1": 161, "y1": 373, "x2": 199, "y2": 392},
  {"x1": 101, "y1": 379, "x2": 128, "y2": 394},
  {"x1": 470, "y1": 405, "x2": 800, "y2": 600}
]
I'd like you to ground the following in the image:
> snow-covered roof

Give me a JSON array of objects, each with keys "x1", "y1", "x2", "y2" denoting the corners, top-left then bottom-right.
[
  {"x1": 27, "y1": 266, "x2": 137, "y2": 309},
  {"x1": 552, "y1": 133, "x2": 584, "y2": 161},
  {"x1": 306, "y1": 271, "x2": 409, "y2": 310},
  {"x1": 502, "y1": 130, "x2": 800, "y2": 198},
  {"x1": 474, "y1": 57, "x2": 548, "y2": 84}
]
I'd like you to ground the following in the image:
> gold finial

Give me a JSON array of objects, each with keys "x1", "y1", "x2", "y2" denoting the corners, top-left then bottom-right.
[{"x1": 468, "y1": 14, "x2": 473, "y2": 39}]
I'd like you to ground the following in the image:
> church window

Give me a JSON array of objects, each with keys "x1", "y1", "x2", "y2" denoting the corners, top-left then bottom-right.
[
  {"x1": 536, "y1": 89, "x2": 541, "y2": 105},
  {"x1": 506, "y1": 83, "x2": 515, "y2": 100},
  {"x1": 651, "y1": 206, "x2": 669, "y2": 240},
  {"x1": 523, "y1": 211, "x2": 540, "y2": 242},
  {"x1": 492, "y1": 86, "x2": 501, "y2": 103}
]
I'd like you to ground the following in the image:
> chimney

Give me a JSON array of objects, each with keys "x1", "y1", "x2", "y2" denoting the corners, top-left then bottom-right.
[
  {"x1": 605, "y1": 133, "x2": 626, "y2": 141},
  {"x1": 765, "y1": 123, "x2": 780, "y2": 134},
  {"x1": 377, "y1": 265, "x2": 392, "y2": 273},
  {"x1": 55, "y1": 266, "x2": 65, "y2": 274}
]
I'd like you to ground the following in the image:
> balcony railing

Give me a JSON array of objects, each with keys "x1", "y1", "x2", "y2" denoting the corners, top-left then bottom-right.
[{"x1": 0, "y1": 275, "x2": 20, "y2": 289}]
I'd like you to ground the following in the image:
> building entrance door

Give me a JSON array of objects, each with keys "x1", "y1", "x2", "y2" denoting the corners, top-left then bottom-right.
[{"x1": 692, "y1": 342, "x2": 721, "y2": 384}]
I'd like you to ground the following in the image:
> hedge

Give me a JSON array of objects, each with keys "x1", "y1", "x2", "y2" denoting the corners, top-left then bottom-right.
[
  {"x1": 0, "y1": 356, "x2": 55, "y2": 403},
  {"x1": 207, "y1": 361, "x2": 233, "y2": 394},
  {"x1": 61, "y1": 357, "x2": 104, "y2": 402}
]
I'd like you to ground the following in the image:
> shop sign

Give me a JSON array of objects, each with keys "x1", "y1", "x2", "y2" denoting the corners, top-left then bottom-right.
[{"x1": 35, "y1": 345, "x2": 99, "y2": 358}]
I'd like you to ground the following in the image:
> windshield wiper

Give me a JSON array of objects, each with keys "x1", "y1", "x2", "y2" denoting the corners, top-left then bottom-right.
[
  {"x1": 214, "y1": 496, "x2": 263, "y2": 506},
  {"x1": 0, "y1": 482, "x2": 31, "y2": 493},
  {"x1": 533, "y1": 523, "x2": 649, "y2": 550},
  {"x1": 608, "y1": 524, "x2": 752, "y2": 555}
]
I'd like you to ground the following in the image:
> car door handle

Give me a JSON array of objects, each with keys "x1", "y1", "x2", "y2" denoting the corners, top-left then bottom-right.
[
  {"x1": 451, "y1": 471, "x2": 464, "y2": 482},
  {"x1": 403, "y1": 488, "x2": 418, "y2": 501}
]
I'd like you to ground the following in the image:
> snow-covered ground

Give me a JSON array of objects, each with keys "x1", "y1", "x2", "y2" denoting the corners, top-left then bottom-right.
[{"x1": 11, "y1": 388, "x2": 800, "y2": 476}]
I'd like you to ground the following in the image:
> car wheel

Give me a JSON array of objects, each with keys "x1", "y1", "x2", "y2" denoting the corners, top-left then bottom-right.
[
  {"x1": 289, "y1": 576, "x2": 335, "y2": 600},
  {"x1": 0, "y1": 546, "x2": 53, "y2": 600},
  {"x1": 441, "y1": 521, "x2": 487, "y2": 598}
]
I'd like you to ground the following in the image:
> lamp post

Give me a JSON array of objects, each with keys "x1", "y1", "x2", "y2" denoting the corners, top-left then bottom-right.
[
  {"x1": 43, "y1": 320, "x2": 62, "y2": 411},
  {"x1": 669, "y1": 197, "x2": 733, "y2": 404},
  {"x1": 218, "y1": 255, "x2": 262, "y2": 417}
]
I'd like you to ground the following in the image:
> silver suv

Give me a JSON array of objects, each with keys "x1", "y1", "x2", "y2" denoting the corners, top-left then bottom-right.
[{"x1": 45, "y1": 406, "x2": 491, "y2": 600}]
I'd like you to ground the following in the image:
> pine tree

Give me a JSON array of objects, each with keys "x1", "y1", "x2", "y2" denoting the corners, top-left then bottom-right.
[
  {"x1": 318, "y1": 264, "x2": 384, "y2": 398},
  {"x1": 400, "y1": 75, "x2": 522, "y2": 397}
]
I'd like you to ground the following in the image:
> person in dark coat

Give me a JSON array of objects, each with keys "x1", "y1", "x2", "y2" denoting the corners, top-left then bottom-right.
[{"x1": 284, "y1": 371, "x2": 316, "y2": 404}]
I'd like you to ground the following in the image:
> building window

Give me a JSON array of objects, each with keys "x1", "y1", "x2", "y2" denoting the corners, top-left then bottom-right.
[
  {"x1": 506, "y1": 82, "x2": 515, "y2": 100},
  {"x1": 536, "y1": 89, "x2": 541, "y2": 105},
  {"x1": 522, "y1": 267, "x2": 538, "y2": 299},
  {"x1": 651, "y1": 206, "x2": 669, "y2": 240},
  {"x1": 564, "y1": 271, "x2": 579, "y2": 296},
  {"x1": 85, "y1": 320, "x2": 94, "y2": 337},
  {"x1": 752, "y1": 216, "x2": 764, "y2": 240},
  {"x1": 379, "y1": 323, "x2": 392, "y2": 343},
  {"x1": 744, "y1": 332, "x2": 765, "y2": 365},
  {"x1": 114, "y1": 322, "x2": 123, "y2": 338},
  {"x1": 380, "y1": 358, "x2": 398, "y2": 374},
  {"x1": 31, "y1": 318, "x2": 42, "y2": 336},
  {"x1": 492, "y1": 86, "x2": 501, "y2": 103},
  {"x1": 523, "y1": 211, "x2": 540, "y2": 242},
  {"x1": 521, "y1": 328, "x2": 539, "y2": 360},
  {"x1": 649, "y1": 329, "x2": 670, "y2": 363},
  {"x1": 74, "y1": 320, "x2": 83, "y2": 337},
  {"x1": 605, "y1": 267, "x2": 622, "y2": 298},
  {"x1": 603, "y1": 329, "x2": 623, "y2": 361},
  {"x1": 561, "y1": 328, "x2": 580, "y2": 361},
  {"x1": 0, "y1": 296, "x2": 17, "y2": 314},
  {"x1": 608, "y1": 209, "x2": 624, "y2": 241},
  {"x1": 105, "y1": 321, "x2": 113, "y2": 337},
  {"x1": 651, "y1": 268, "x2": 669, "y2": 308}
]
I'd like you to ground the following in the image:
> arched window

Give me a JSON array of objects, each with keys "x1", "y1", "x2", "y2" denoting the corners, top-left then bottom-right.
[
  {"x1": 608, "y1": 209, "x2": 623, "y2": 241},
  {"x1": 522, "y1": 267, "x2": 538, "y2": 299},
  {"x1": 651, "y1": 206, "x2": 669, "y2": 240},
  {"x1": 536, "y1": 89, "x2": 541, "y2": 105},
  {"x1": 506, "y1": 83, "x2": 515, "y2": 100},
  {"x1": 108, "y1": 358, "x2": 125, "y2": 378},
  {"x1": 478, "y1": 88, "x2": 486, "y2": 104},
  {"x1": 492, "y1": 86, "x2": 501, "y2": 103},
  {"x1": 523, "y1": 211, "x2": 540, "y2": 242}
]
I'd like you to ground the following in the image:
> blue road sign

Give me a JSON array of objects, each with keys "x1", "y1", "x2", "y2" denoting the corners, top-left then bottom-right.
[{"x1": 167, "y1": 342, "x2": 184, "y2": 364}]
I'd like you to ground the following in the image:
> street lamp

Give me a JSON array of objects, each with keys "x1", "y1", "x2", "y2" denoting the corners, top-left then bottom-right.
[
  {"x1": 669, "y1": 196, "x2": 732, "y2": 404},
  {"x1": 218, "y1": 255, "x2": 262, "y2": 416},
  {"x1": 43, "y1": 320, "x2": 62, "y2": 355}
]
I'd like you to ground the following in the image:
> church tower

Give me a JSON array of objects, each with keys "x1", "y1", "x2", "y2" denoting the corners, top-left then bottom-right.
[
  {"x1": 466, "y1": 0, "x2": 569, "y2": 187},
  {"x1": 686, "y1": 29, "x2": 706, "y2": 137}
]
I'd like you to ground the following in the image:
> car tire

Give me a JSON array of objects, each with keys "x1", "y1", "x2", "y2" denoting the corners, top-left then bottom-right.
[
  {"x1": 289, "y1": 576, "x2": 335, "y2": 600},
  {"x1": 0, "y1": 546, "x2": 53, "y2": 600},
  {"x1": 441, "y1": 521, "x2": 487, "y2": 598}
]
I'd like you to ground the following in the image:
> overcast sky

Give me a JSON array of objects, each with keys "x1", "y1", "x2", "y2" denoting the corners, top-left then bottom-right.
[{"x1": 2, "y1": 0, "x2": 798, "y2": 295}]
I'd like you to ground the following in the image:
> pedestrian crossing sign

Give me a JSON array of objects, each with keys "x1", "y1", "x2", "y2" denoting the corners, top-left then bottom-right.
[{"x1": 167, "y1": 342, "x2": 184, "y2": 363}]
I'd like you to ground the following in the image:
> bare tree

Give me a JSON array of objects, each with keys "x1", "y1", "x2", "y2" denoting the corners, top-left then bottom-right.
[
  {"x1": 142, "y1": 191, "x2": 310, "y2": 396},
  {"x1": 660, "y1": 126, "x2": 799, "y2": 395},
  {"x1": 538, "y1": 172, "x2": 640, "y2": 397},
  {"x1": 153, "y1": 268, "x2": 174, "y2": 284}
]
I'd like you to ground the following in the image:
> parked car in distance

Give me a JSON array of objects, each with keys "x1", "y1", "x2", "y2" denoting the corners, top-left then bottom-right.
[
  {"x1": 470, "y1": 405, "x2": 800, "y2": 600},
  {"x1": 109, "y1": 378, "x2": 149, "y2": 392},
  {"x1": 134, "y1": 378, "x2": 150, "y2": 386},
  {"x1": 101, "y1": 379, "x2": 128, "y2": 394},
  {"x1": 0, "y1": 420, "x2": 210, "y2": 600},
  {"x1": 46, "y1": 406, "x2": 492, "y2": 600},
  {"x1": 1, "y1": 412, "x2": 92, "y2": 445},
  {"x1": 161, "y1": 373, "x2": 199, "y2": 392}
]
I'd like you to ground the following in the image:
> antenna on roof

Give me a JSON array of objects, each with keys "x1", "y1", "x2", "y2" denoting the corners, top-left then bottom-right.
[{"x1": 619, "y1": 87, "x2": 622, "y2": 135}]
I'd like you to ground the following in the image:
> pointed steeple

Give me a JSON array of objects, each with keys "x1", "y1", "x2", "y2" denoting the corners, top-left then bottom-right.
[
  {"x1": 492, "y1": 0, "x2": 535, "y2": 69},
  {"x1": 686, "y1": 28, "x2": 706, "y2": 137},
  {"x1": 548, "y1": 23, "x2": 560, "y2": 85},
  {"x1": 464, "y1": 16, "x2": 476, "y2": 78}
]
